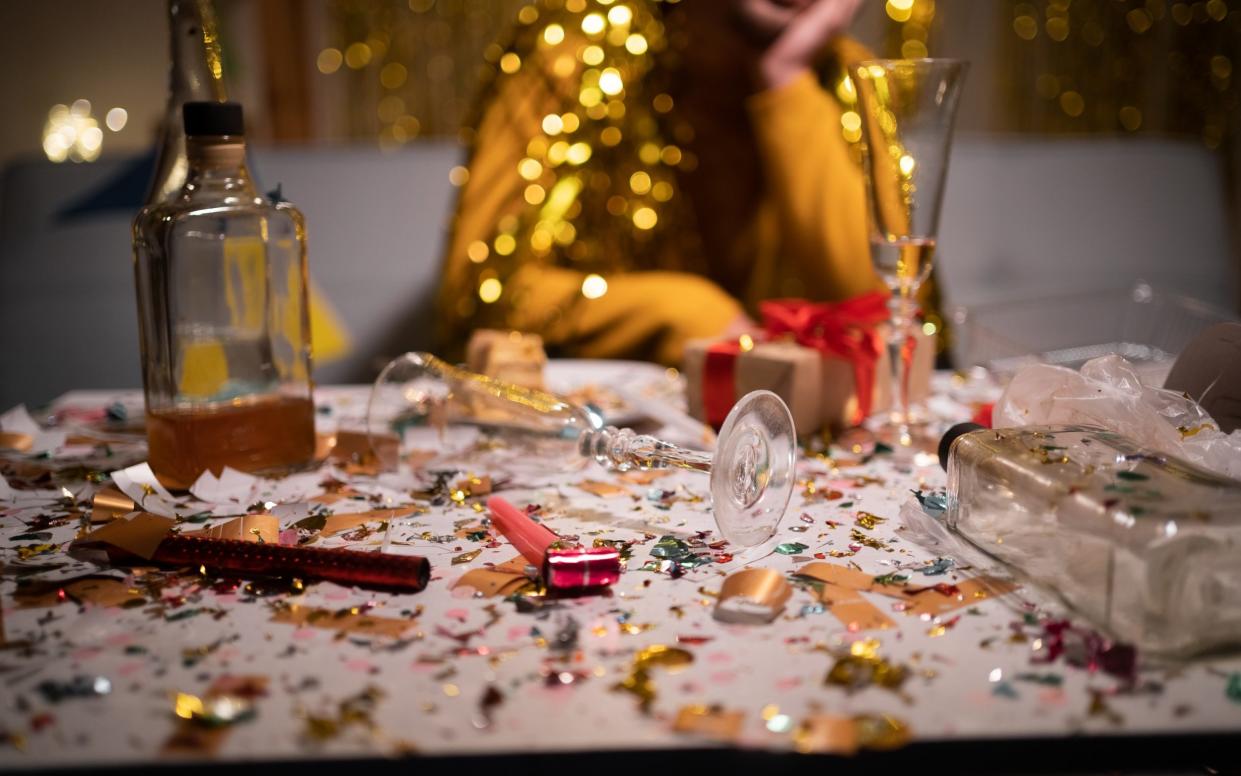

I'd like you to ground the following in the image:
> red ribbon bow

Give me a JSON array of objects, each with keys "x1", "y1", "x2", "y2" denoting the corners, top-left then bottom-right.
[
  {"x1": 760, "y1": 293, "x2": 890, "y2": 424},
  {"x1": 702, "y1": 292, "x2": 890, "y2": 428}
]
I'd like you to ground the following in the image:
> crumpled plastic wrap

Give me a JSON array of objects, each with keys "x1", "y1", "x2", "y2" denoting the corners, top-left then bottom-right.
[{"x1": 994, "y1": 354, "x2": 1241, "y2": 480}]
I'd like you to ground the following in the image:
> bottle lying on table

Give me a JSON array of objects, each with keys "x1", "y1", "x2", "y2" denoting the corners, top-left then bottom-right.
[
  {"x1": 132, "y1": 102, "x2": 315, "y2": 489},
  {"x1": 939, "y1": 423, "x2": 1241, "y2": 657}
]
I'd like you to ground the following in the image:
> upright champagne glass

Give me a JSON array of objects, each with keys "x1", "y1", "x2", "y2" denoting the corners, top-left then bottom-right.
[
  {"x1": 367, "y1": 353, "x2": 796, "y2": 548},
  {"x1": 854, "y1": 58, "x2": 967, "y2": 451}
]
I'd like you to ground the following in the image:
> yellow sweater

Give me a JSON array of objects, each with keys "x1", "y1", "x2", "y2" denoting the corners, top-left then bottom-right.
[{"x1": 436, "y1": 33, "x2": 893, "y2": 365}]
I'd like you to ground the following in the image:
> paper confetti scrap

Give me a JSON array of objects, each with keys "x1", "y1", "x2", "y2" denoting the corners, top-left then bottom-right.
[
  {"x1": 672, "y1": 705, "x2": 744, "y2": 742},
  {"x1": 270, "y1": 604, "x2": 415, "y2": 639},
  {"x1": 578, "y1": 480, "x2": 630, "y2": 497}
]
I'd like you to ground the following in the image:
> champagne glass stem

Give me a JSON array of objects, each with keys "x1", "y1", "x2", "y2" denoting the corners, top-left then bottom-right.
[
  {"x1": 578, "y1": 426, "x2": 712, "y2": 474},
  {"x1": 886, "y1": 291, "x2": 916, "y2": 445}
]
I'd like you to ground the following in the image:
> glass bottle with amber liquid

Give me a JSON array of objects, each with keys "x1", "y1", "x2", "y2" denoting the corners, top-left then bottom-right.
[{"x1": 132, "y1": 101, "x2": 315, "y2": 489}]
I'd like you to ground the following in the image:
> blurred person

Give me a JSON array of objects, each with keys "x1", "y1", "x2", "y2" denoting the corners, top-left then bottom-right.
[{"x1": 436, "y1": 0, "x2": 934, "y2": 364}]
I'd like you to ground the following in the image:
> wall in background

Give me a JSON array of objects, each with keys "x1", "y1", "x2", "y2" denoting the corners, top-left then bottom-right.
[{"x1": 0, "y1": 0, "x2": 1236, "y2": 310}]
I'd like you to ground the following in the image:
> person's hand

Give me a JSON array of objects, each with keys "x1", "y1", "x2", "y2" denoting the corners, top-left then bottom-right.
[{"x1": 734, "y1": 0, "x2": 862, "y2": 90}]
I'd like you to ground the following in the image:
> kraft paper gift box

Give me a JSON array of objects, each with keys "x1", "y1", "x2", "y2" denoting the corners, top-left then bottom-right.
[
  {"x1": 466, "y1": 329, "x2": 547, "y2": 390},
  {"x1": 683, "y1": 339, "x2": 824, "y2": 435},
  {"x1": 463, "y1": 329, "x2": 548, "y2": 423},
  {"x1": 683, "y1": 326, "x2": 935, "y2": 435}
]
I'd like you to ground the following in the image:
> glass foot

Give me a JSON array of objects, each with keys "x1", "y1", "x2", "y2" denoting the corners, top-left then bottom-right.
[
  {"x1": 858, "y1": 414, "x2": 940, "y2": 466},
  {"x1": 709, "y1": 390, "x2": 796, "y2": 548}
]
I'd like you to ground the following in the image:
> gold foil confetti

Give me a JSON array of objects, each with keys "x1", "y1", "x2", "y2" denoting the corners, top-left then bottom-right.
[
  {"x1": 714, "y1": 568, "x2": 791, "y2": 624},
  {"x1": 0, "y1": 432, "x2": 34, "y2": 452},
  {"x1": 825, "y1": 653, "x2": 908, "y2": 694},
  {"x1": 452, "y1": 548, "x2": 483, "y2": 565},
  {"x1": 612, "y1": 644, "x2": 693, "y2": 713},
  {"x1": 270, "y1": 604, "x2": 415, "y2": 639},
  {"x1": 90, "y1": 487, "x2": 135, "y2": 523},
  {"x1": 672, "y1": 705, "x2": 744, "y2": 741},
  {"x1": 578, "y1": 480, "x2": 631, "y2": 497},
  {"x1": 854, "y1": 511, "x2": 887, "y2": 529},
  {"x1": 849, "y1": 528, "x2": 889, "y2": 550}
]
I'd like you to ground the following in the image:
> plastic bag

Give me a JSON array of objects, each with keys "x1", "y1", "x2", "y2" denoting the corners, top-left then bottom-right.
[{"x1": 994, "y1": 354, "x2": 1241, "y2": 480}]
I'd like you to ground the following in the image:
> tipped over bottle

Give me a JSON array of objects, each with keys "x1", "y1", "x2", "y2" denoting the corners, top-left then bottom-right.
[{"x1": 940, "y1": 423, "x2": 1241, "y2": 657}]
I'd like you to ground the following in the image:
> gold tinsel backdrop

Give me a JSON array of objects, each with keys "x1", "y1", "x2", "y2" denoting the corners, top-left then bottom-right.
[
  {"x1": 314, "y1": 0, "x2": 525, "y2": 145},
  {"x1": 298, "y1": 0, "x2": 1240, "y2": 316},
  {"x1": 999, "y1": 0, "x2": 1238, "y2": 147},
  {"x1": 308, "y1": 0, "x2": 1238, "y2": 151}
]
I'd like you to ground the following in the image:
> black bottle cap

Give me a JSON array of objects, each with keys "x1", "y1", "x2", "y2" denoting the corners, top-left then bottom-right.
[
  {"x1": 938, "y1": 422, "x2": 984, "y2": 472},
  {"x1": 183, "y1": 101, "x2": 244, "y2": 137}
]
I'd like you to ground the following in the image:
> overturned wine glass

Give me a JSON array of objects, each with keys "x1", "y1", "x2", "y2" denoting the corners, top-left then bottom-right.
[{"x1": 367, "y1": 352, "x2": 796, "y2": 548}]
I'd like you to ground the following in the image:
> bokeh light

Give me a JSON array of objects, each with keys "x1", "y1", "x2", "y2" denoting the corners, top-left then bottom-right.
[{"x1": 42, "y1": 101, "x2": 102, "y2": 163}]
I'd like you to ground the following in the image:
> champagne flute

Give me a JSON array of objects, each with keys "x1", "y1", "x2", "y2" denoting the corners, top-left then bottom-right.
[
  {"x1": 366, "y1": 353, "x2": 796, "y2": 548},
  {"x1": 854, "y1": 58, "x2": 968, "y2": 450}
]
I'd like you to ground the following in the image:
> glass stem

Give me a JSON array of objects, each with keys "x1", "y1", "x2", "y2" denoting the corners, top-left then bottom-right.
[
  {"x1": 578, "y1": 427, "x2": 712, "y2": 474},
  {"x1": 886, "y1": 290, "x2": 915, "y2": 444}
]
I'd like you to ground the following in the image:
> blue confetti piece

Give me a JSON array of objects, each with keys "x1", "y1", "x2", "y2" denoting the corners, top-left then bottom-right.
[
  {"x1": 991, "y1": 681, "x2": 1019, "y2": 699},
  {"x1": 920, "y1": 557, "x2": 955, "y2": 576},
  {"x1": 913, "y1": 489, "x2": 949, "y2": 518}
]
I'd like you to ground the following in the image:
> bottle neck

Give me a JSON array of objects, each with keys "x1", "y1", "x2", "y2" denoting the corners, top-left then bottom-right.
[
  {"x1": 183, "y1": 137, "x2": 257, "y2": 198},
  {"x1": 146, "y1": 0, "x2": 229, "y2": 206},
  {"x1": 170, "y1": 0, "x2": 227, "y2": 103}
]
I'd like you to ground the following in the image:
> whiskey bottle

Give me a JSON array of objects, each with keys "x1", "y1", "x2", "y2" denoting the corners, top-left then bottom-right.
[{"x1": 132, "y1": 101, "x2": 315, "y2": 488}]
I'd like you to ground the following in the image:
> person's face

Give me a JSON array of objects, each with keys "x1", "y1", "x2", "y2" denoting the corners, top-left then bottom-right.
[{"x1": 731, "y1": 0, "x2": 815, "y2": 44}]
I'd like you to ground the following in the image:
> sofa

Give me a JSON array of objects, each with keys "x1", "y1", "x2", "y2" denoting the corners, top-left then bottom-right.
[{"x1": 1, "y1": 137, "x2": 1235, "y2": 409}]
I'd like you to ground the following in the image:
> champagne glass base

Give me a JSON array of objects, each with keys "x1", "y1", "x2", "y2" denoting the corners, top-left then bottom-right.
[
  {"x1": 709, "y1": 390, "x2": 796, "y2": 548},
  {"x1": 850, "y1": 412, "x2": 941, "y2": 466}
]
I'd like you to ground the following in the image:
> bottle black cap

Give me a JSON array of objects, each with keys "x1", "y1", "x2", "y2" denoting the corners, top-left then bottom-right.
[
  {"x1": 183, "y1": 101, "x2": 244, "y2": 137},
  {"x1": 938, "y1": 422, "x2": 983, "y2": 471}
]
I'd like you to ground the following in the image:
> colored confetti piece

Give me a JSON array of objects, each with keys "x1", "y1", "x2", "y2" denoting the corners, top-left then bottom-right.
[
  {"x1": 451, "y1": 548, "x2": 483, "y2": 565},
  {"x1": 849, "y1": 529, "x2": 888, "y2": 551},
  {"x1": 854, "y1": 512, "x2": 886, "y2": 529},
  {"x1": 912, "y1": 489, "x2": 948, "y2": 518},
  {"x1": 919, "y1": 557, "x2": 954, "y2": 575},
  {"x1": 1227, "y1": 673, "x2": 1241, "y2": 704},
  {"x1": 825, "y1": 653, "x2": 907, "y2": 694},
  {"x1": 612, "y1": 645, "x2": 694, "y2": 713}
]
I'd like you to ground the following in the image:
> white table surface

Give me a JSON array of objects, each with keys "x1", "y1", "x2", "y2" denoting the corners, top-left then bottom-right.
[{"x1": 1, "y1": 365, "x2": 1239, "y2": 769}]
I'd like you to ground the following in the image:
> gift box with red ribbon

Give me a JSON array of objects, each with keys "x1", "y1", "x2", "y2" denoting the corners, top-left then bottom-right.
[{"x1": 683, "y1": 293, "x2": 934, "y2": 434}]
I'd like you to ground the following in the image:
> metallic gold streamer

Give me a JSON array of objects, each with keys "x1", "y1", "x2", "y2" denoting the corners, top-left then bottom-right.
[
  {"x1": 0, "y1": 432, "x2": 33, "y2": 452},
  {"x1": 90, "y1": 487, "x2": 135, "y2": 523},
  {"x1": 713, "y1": 567, "x2": 791, "y2": 624}
]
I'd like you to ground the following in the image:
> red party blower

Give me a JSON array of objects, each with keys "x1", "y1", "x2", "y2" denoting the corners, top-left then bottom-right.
[{"x1": 486, "y1": 496, "x2": 620, "y2": 592}]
